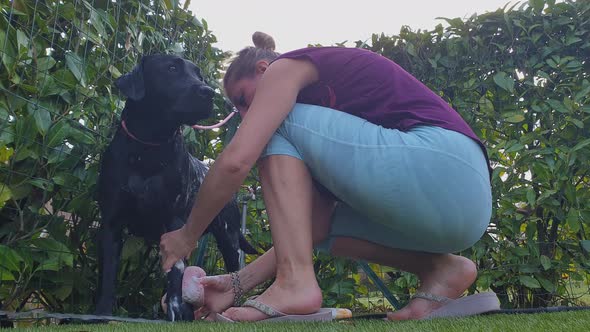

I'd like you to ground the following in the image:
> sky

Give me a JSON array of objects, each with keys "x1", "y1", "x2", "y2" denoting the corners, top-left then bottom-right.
[{"x1": 188, "y1": 0, "x2": 519, "y2": 53}]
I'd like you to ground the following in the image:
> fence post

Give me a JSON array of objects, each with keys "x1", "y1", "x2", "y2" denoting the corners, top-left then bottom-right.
[
  {"x1": 238, "y1": 187, "x2": 256, "y2": 269},
  {"x1": 358, "y1": 261, "x2": 401, "y2": 310}
]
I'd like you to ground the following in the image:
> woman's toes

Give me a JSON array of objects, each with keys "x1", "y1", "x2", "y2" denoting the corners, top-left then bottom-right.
[
  {"x1": 222, "y1": 307, "x2": 266, "y2": 321},
  {"x1": 386, "y1": 298, "x2": 443, "y2": 321},
  {"x1": 387, "y1": 309, "x2": 411, "y2": 321}
]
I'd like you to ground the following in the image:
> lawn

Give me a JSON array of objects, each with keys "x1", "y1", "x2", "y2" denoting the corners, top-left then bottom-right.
[{"x1": 10, "y1": 310, "x2": 590, "y2": 332}]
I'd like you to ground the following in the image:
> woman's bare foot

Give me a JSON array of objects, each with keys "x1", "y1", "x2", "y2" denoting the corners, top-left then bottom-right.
[
  {"x1": 221, "y1": 277, "x2": 323, "y2": 322},
  {"x1": 387, "y1": 254, "x2": 477, "y2": 320},
  {"x1": 193, "y1": 274, "x2": 235, "y2": 318}
]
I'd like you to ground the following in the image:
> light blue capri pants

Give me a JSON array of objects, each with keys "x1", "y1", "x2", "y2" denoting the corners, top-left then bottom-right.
[{"x1": 260, "y1": 103, "x2": 492, "y2": 254}]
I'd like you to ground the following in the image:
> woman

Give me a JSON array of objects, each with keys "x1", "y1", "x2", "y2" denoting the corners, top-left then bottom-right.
[{"x1": 160, "y1": 31, "x2": 498, "y2": 322}]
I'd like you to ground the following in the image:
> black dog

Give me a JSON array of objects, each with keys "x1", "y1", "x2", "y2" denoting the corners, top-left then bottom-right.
[{"x1": 95, "y1": 54, "x2": 256, "y2": 321}]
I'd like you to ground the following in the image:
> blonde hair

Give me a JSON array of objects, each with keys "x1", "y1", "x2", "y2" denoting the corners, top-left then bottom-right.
[{"x1": 223, "y1": 32, "x2": 280, "y2": 89}]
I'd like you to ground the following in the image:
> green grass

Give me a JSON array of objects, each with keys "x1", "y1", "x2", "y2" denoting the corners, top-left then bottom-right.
[{"x1": 10, "y1": 310, "x2": 590, "y2": 332}]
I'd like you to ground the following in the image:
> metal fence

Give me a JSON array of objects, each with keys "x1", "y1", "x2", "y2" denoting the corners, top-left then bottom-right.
[{"x1": 0, "y1": 0, "x2": 589, "y2": 325}]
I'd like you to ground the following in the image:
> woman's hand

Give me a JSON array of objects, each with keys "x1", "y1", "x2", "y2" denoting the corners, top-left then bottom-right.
[
  {"x1": 160, "y1": 226, "x2": 196, "y2": 272},
  {"x1": 194, "y1": 274, "x2": 236, "y2": 319}
]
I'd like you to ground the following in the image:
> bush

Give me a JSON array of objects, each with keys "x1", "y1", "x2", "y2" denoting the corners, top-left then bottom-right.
[
  {"x1": 0, "y1": 0, "x2": 231, "y2": 316},
  {"x1": 1, "y1": 0, "x2": 588, "y2": 317},
  {"x1": 360, "y1": 0, "x2": 590, "y2": 308}
]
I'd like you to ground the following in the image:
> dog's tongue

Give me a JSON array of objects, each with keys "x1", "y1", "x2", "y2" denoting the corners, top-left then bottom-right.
[{"x1": 182, "y1": 266, "x2": 206, "y2": 307}]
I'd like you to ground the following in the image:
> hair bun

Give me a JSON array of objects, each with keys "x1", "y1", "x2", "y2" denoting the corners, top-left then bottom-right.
[{"x1": 252, "y1": 31, "x2": 276, "y2": 51}]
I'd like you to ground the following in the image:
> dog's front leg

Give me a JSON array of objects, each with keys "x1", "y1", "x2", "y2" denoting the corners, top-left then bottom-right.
[
  {"x1": 95, "y1": 222, "x2": 123, "y2": 316},
  {"x1": 164, "y1": 217, "x2": 194, "y2": 322}
]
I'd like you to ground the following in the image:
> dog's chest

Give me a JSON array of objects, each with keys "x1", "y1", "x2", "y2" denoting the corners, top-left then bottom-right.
[
  {"x1": 124, "y1": 150, "x2": 197, "y2": 215},
  {"x1": 126, "y1": 151, "x2": 171, "y2": 176}
]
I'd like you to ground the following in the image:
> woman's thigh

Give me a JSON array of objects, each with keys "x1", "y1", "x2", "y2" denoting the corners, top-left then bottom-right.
[{"x1": 261, "y1": 103, "x2": 492, "y2": 253}]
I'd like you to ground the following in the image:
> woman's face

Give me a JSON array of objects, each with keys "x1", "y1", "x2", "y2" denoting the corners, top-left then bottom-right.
[
  {"x1": 226, "y1": 75, "x2": 260, "y2": 118},
  {"x1": 226, "y1": 60, "x2": 268, "y2": 117}
]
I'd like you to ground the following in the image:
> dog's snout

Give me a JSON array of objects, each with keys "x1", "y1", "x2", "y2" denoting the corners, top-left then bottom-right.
[{"x1": 197, "y1": 85, "x2": 215, "y2": 99}]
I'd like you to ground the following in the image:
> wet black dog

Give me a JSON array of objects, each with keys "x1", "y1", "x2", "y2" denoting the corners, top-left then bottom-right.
[{"x1": 95, "y1": 54, "x2": 256, "y2": 321}]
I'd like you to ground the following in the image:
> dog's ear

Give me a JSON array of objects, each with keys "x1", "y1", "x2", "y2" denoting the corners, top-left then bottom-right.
[{"x1": 115, "y1": 57, "x2": 146, "y2": 101}]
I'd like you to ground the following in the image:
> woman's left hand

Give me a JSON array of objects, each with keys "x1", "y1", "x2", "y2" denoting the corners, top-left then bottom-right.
[{"x1": 160, "y1": 226, "x2": 196, "y2": 272}]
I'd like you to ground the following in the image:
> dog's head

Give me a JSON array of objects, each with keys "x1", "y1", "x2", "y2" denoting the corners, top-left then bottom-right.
[{"x1": 115, "y1": 54, "x2": 215, "y2": 125}]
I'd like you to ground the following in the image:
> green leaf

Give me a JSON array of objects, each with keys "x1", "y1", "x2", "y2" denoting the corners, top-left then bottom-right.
[
  {"x1": 0, "y1": 146, "x2": 13, "y2": 163},
  {"x1": 39, "y1": 76, "x2": 63, "y2": 97},
  {"x1": 519, "y1": 263, "x2": 540, "y2": 273},
  {"x1": 37, "y1": 56, "x2": 56, "y2": 72},
  {"x1": 540, "y1": 255, "x2": 551, "y2": 270},
  {"x1": 0, "y1": 125, "x2": 14, "y2": 147},
  {"x1": 572, "y1": 138, "x2": 590, "y2": 152},
  {"x1": 0, "y1": 244, "x2": 24, "y2": 272},
  {"x1": 29, "y1": 178, "x2": 54, "y2": 192},
  {"x1": 493, "y1": 72, "x2": 515, "y2": 93},
  {"x1": 9, "y1": 183, "x2": 31, "y2": 201},
  {"x1": 28, "y1": 102, "x2": 52, "y2": 136},
  {"x1": 108, "y1": 65, "x2": 122, "y2": 78},
  {"x1": 476, "y1": 274, "x2": 493, "y2": 290},
  {"x1": 0, "y1": 266, "x2": 15, "y2": 281},
  {"x1": 581, "y1": 240, "x2": 590, "y2": 253},
  {"x1": 568, "y1": 118, "x2": 584, "y2": 129},
  {"x1": 519, "y1": 275, "x2": 541, "y2": 288},
  {"x1": 16, "y1": 29, "x2": 29, "y2": 51},
  {"x1": 122, "y1": 237, "x2": 145, "y2": 260},
  {"x1": 89, "y1": 8, "x2": 107, "y2": 37},
  {"x1": 0, "y1": 100, "x2": 9, "y2": 120},
  {"x1": 537, "y1": 276, "x2": 556, "y2": 292},
  {"x1": 529, "y1": 0, "x2": 545, "y2": 12},
  {"x1": 526, "y1": 188, "x2": 536, "y2": 206},
  {"x1": 406, "y1": 43, "x2": 417, "y2": 57},
  {"x1": 0, "y1": 29, "x2": 17, "y2": 69},
  {"x1": 31, "y1": 238, "x2": 74, "y2": 271},
  {"x1": 52, "y1": 173, "x2": 78, "y2": 187},
  {"x1": 574, "y1": 83, "x2": 590, "y2": 102},
  {"x1": 47, "y1": 145, "x2": 71, "y2": 164},
  {"x1": 565, "y1": 36, "x2": 582, "y2": 46},
  {"x1": 53, "y1": 285, "x2": 73, "y2": 301},
  {"x1": 59, "y1": 2, "x2": 76, "y2": 20},
  {"x1": 65, "y1": 52, "x2": 86, "y2": 87},
  {"x1": 547, "y1": 99, "x2": 568, "y2": 113},
  {"x1": 0, "y1": 184, "x2": 12, "y2": 209},
  {"x1": 479, "y1": 96, "x2": 494, "y2": 116},
  {"x1": 192, "y1": 16, "x2": 204, "y2": 28},
  {"x1": 506, "y1": 143, "x2": 525, "y2": 153},
  {"x1": 54, "y1": 68, "x2": 78, "y2": 88},
  {"x1": 47, "y1": 121, "x2": 71, "y2": 148},
  {"x1": 513, "y1": 247, "x2": 530, "y2": 257},
  {"x1": 566, "y1": 209, "x2": 580, "y2": 232},
  {"x1": 565, "y1": 60, "x2": 582, "y2": 70},
  {"x1": 70, "y1": 127, "x2": 96, "y2": 145},
  {"x1": 504, "y1": 114, "x2": 525, "y2": 123}
]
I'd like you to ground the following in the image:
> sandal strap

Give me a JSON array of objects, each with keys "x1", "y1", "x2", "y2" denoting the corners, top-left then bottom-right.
[
  {"x1": 242, "y1": 299, "x2": 285, "y2": 318},
  {"x1": 412, "y1": 292, "x2": 452, "y2": 304}
]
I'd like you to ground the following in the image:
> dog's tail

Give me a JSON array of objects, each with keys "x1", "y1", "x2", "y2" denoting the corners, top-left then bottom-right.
[{"x1": 239, "y1": 234, "x2": 259, "y2": 255}]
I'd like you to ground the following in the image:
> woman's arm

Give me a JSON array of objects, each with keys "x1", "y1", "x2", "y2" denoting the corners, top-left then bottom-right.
[{"x1": 160, "y1": 58, "x2": 319, "y2": 271}]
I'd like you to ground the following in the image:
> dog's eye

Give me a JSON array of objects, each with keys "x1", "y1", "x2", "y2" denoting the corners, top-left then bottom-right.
[{"x1": 168, "y1": 65, "x2": 177, "y2": 72}]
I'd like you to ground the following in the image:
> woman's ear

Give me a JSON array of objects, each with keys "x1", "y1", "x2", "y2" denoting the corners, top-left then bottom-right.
[{"x1": 255, "y1": 60, "x2": 269, "y2": 74}]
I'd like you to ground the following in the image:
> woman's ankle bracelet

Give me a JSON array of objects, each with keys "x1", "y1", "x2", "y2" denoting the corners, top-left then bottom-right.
[{"x1": 230, "y1": 271, "x2": 244, "y2": 306}]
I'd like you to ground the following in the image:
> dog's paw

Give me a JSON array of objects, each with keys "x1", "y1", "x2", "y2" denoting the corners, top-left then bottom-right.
[
  {"x1": 182, "y1": 266, "x2": 206, "y2": 307},
  {"x1": 166, "y1": 295, "x2": 194, "y2": 322}
]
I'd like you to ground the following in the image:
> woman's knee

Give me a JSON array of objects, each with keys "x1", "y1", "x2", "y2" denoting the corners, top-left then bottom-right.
[{"x1": 311, "y1": 185, "x2": 337, "y2": 244}]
